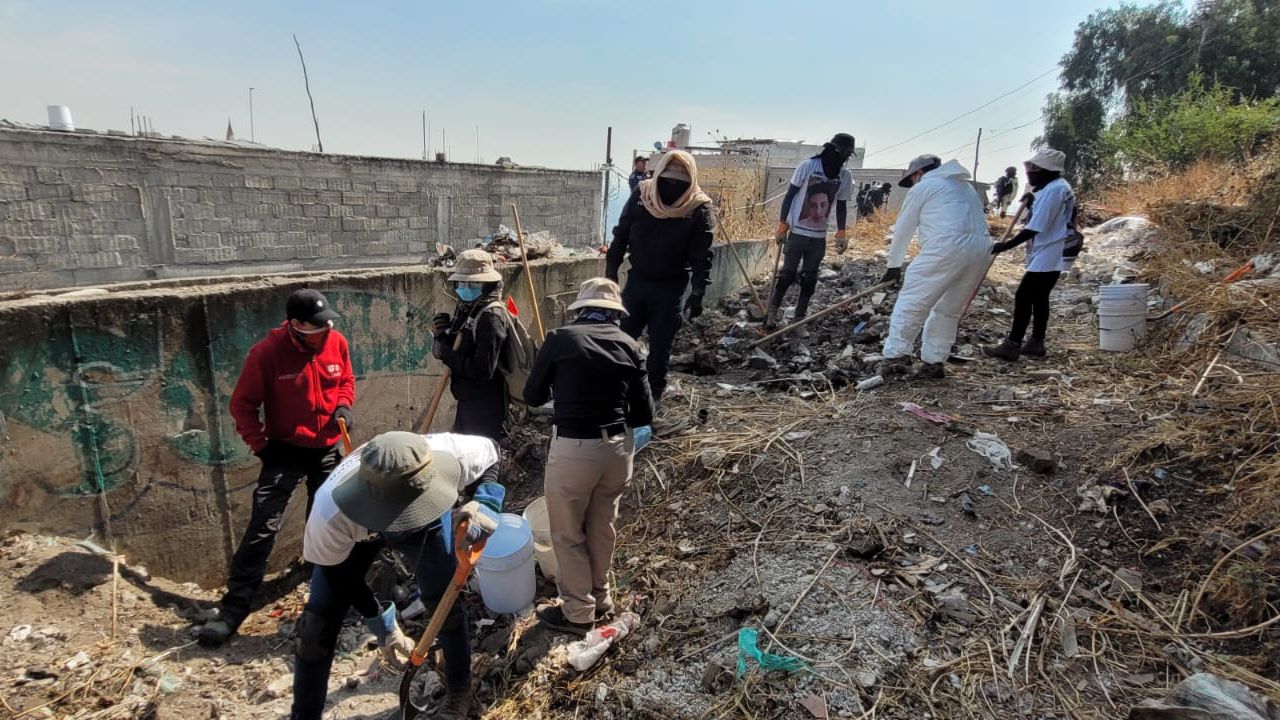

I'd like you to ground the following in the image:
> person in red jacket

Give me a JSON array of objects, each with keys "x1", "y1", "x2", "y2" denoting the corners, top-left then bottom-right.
[{"x1": 197, "y1": 288, "x2": 356, "y2": 647}]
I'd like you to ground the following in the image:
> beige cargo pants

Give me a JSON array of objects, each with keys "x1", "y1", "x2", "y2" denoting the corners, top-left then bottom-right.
[{"x1": 544, "y1": 427, "x2": 635, "y2": 624}]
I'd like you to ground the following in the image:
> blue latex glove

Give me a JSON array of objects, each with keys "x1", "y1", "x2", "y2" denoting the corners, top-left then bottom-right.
[
  {"x1": 472, "y1": 481, "x2": 505, "y2": 514},
  {"x1": 364, "y1": 601, "x2": 398, "y2": 643}
]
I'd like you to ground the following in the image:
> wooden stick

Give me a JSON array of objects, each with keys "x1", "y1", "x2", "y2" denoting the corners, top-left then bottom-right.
[
  {"x1": 292, "y1": 35, "x2": 323, "y2": 153},
  {"x1": 337, "y1": 417, "x2": 353, "y2": 454},
  {"x1": 713, "y1": 210, "x2": 766, "y2": 315},
  {"x1": 749, "y1": 281, "x2": 894, "y2": 348},
  {"x1": 510, "y1": 204, "x2": 547, "y2": 340},
  {"x1": 763, "y1": 233, "x2": 786, "y2": 316},
  {"x1": 412, "y1": 333, "x2": 463, "y2": 433}
]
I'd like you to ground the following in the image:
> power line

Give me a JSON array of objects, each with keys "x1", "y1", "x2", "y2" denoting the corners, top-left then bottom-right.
[{"x1": 861, "y1": 65, "x2": 1060, "y2": 163}]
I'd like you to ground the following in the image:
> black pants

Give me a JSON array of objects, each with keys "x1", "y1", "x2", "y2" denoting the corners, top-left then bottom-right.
[
  {"x1": 770, "y1": 233, "x2": 826, "y2": 319},
  {"x1": 1009, "y1": 271, "x2": 1061, "y2": 344},
  {"x1": 219, "y1": 441, "x2": 341, "y2": 629},
  {"x1": 451, "y1": 381, "x2": 507, "y2": 440},
  {"x1": 291, "y1": 540, "x2": 383, "y2": 720},
  {"x1": 621, "y1": 275, "x2": 686, "y2": 403}
]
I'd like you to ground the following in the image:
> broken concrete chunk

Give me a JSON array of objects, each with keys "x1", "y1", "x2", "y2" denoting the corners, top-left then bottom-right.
[{"x1": 1015, "y1": 447, "x2": 1059, "y2": 475}]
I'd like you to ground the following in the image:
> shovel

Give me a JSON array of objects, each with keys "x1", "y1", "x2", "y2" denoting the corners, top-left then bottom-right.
[{"x1": 399, "y1": 519, "x2": 487, "y2": 720}]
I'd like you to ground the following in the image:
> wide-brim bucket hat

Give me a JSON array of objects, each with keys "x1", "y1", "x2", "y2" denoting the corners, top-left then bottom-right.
[
  {"x1": 332, "y1": 431, "x2": 462, "y2": 533},
  {"x1": 567, "y1": 277, "x2": 628, "y2": 317},
  {"x1": 448, "y1": 248, "x2": 502, "y2": 283}
]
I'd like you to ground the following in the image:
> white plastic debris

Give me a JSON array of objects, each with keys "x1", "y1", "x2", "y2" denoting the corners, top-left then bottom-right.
[
  {"x1": 566, "y1": 612, "x2": 640, "y2": 671},
  {"x1": 856, "y1": 376, "x2": 884, "y2": 391},
  {"x1": 926, "y1": 447, "x2": 944, "y2": 470},
  {"x1": 966, "y1": 432, "x2": 1016, "y2": 470},
  {"x1": 8, "y1": 625, "x2": 32, "y2": 642}
]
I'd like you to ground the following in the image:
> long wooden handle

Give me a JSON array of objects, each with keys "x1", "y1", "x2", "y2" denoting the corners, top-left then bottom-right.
[
  {"x1": 408, "y1": 522, "x2": 487, "y2": 665},
  {"x1": 337, "y1": 417, "x2": 353, "y2": 454},
  {"x1": 510, "y1": 204, "x2": 547, "y2": 340},
  {"x1": 413, "y1": 332, "x2": 464, "y2": 433},
  {"x1": 750, "y1": 281, "x2": 895, "y2": 348}
]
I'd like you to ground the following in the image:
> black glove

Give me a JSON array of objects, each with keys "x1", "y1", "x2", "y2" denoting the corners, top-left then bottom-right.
[
  {"x1": 431, "y1": 312, "x2": 452, "y2": 336},
  {"x1": 880, "y1": 267, "x2": 903, "y2": 287},
  {"x1": 991, "y1": 241, "x2": 1013, "y2": 255},
  {"x1": 1019, "y1": 192, "x2": 1034, "y2": 207},
  {"x1": 330, "y1": 405, "x2": 354, "y2": 432},
  {"x1": 684, "y1": 292, "x2": 704, "y2": 319}
]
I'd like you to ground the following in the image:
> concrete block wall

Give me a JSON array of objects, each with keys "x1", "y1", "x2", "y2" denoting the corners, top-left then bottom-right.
[
  {"x1": 0, "y1": 128, "x2": 601, "y2": 292},
  {"x1": 0, "y1": 241, "x2": 770, "y2": 585}
]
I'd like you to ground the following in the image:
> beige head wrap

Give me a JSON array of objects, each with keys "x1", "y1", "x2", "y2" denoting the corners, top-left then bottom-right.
[{"x1": 638, "y1": 150, "x2": 713, "y2": 220}]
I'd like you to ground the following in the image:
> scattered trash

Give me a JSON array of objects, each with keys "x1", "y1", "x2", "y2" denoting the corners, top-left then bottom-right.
[
  {"x1": 8, "y1": 625, "x2": 32, "y2": 642},
  {"x1": 1077, "y1": 482, "x2": 1126, "y2": 513},
  {"x1": 925, "y1": 446, "x2": 944, "y2": 470},
  {"x1": 976, "y1": 485, "x2": 994, "y2": 496},
  {"x1": 901, "y1": 402, "x2": 956, "y2": 426},
  {"x1": 1129, "y1": 672, "x2": 1280, "y2": 720},
  {"x1": 736, "y1": 627, "x2": 807, "y2": 676},
  {"x1": 64, "y1": 651, "x2": 91, "y2": 670},
  {"x1": 799, "y1": 693, "x2": 829, "y2": 718},
  {"x1": 746, "y1": 349, "x2": 778, "y2": 370},
  {"x1": 966, "y1": 432, "x2": 1016, "y2": 470},
  {"x1": 856, "y1": 375, "x2": 884, "y2": 391},
  {"x1": 567, "y1": 612, "x2": 641, "y2": 671},
  {"x1": 784, "y1": 430, "x2": 812, "y2": 441}
]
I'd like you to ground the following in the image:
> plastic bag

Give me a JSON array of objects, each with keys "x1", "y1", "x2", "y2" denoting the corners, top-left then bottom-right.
[{"x1": 736, "y1": 627, "x2": 807, "y2": 677}]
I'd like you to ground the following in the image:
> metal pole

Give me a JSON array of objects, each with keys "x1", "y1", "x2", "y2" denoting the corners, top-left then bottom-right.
[
  {"x1": 422, "y1": 110, "x2": 427, "y2": 160},
  {"x1": 602, "y1": 126, "x2": 612, "y2": 245},
  {"x1": 249, "y1": 88, "x2": 255, "y2": 141},
  {"x1": 973, "y1": 128, "x2": 982, "y2": 180}
]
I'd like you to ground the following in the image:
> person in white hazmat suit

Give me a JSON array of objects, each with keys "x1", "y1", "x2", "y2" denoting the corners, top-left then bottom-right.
[{"x1": 878, "y1": 155, "x2": 992, "y2": 379}]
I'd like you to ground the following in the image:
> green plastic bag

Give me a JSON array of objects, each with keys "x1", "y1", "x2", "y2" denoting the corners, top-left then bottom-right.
[{"x1": 736, "y1": 627, "x2": 807, "y2": 677}]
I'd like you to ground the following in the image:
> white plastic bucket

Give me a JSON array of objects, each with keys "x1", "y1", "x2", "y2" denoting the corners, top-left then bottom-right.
[
  {"x1": 522, "y1": 497, "x2": 559, "y2": 580},
  {"x1": 47, "y1": 105, "x2": 74, "y2": 131},
  {"x1": 1097, "y1": 283, "x2": 1149, "y2": 352},
  {"x1": 475, "y1": 513, "x2": 536, "y2": 614}
]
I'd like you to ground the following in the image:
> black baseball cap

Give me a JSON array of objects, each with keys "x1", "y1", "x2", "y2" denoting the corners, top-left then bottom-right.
[
  {"x1": 286, "y1": 289, "x2": 339, "y2": 324},
  {"x1": 826, "y1": 133, "x2": 856, "y2": 155}
]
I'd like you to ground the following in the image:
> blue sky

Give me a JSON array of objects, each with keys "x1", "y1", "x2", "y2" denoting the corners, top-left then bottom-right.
[{"x1": 1, "y1": 1, "x2": 1164, "y2": 181}]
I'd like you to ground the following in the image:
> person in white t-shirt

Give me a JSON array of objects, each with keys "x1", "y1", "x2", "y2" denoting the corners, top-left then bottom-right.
[
  {"x1": 765, "y1": 133, "x2": 857, "y2": 331},
  {"x1": 291, "y1": 431, "x2": 502, "y2": 720},
  {"x1": 984, "y1": 148, "x2": 1076, "y2": 361}
]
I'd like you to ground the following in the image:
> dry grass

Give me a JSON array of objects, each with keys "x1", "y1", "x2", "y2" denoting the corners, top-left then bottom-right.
[
  {"x1": 701, "y1": 163, "x2": 774, "y2": 241},
  {"x1": 1097, "y1": 145, "x2": 1280, "y2": 633}
]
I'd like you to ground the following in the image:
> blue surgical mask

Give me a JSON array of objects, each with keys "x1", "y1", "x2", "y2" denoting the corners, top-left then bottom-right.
[{"x1": 456, "y1": 286, "x2": 483, "y2": 302}]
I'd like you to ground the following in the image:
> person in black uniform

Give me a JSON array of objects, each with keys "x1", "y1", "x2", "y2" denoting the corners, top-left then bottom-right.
[
  {"x1": 605, "y1": 149, "x2": 714, "y2": 407},
  {"x1": 432, "y1": 249, "x2": 510, "y2": 439}
]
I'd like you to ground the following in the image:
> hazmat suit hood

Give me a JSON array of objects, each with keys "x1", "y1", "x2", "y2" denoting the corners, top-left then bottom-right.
[{"x1": 926, "y1": 159, "x2": 972, "y2": 182}]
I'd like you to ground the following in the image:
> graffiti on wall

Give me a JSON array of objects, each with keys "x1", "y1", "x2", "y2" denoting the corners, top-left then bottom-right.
[{"x1": 0, "y1": 288, "x2": 435, "y2": 515}]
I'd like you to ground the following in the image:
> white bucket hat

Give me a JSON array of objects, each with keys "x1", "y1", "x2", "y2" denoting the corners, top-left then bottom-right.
[
  {"x1": 447, "y1": 248, "x2": 502, "y2": 282},
  {"x1": 1026, "y1": 148, "x2": 1066, "y2": 173},
  {"x1": 567, "y1": 277, "x2": 628, "y2": 317}
]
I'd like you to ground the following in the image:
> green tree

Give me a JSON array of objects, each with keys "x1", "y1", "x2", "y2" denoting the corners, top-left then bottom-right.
[
  {"x1": 1100, "y1": 76, "x2": 1280, "y2": 175},
  {"x1": 1034, "y1": 92, "x2": 1109, "y2": 187}
]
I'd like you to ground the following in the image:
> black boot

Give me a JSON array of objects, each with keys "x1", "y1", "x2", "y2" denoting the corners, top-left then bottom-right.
[
  {"x1": 914, "y1": 362, "x2": 946, "y2": 379},
  {"x1": 1021, "y1": 338, "x2": 1047, "y2": 358},
  {"x1": 983, "y1": 340, "x2": 1022, "y2": 362}
]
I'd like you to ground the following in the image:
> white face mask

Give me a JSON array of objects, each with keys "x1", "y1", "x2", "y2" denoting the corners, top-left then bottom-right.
[{"x1": 293, "y1": 320, "x2": 333, "y2": 334}]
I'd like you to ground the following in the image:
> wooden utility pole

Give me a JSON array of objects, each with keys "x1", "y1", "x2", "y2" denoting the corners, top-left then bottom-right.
[
  {"x1": 602, "y1": 127, "x2": 613, "y2": 245},
  {"x1": 972, "y1": 128, "x2": 983, "y2": 180},
  {"x1": 422, "y1": 110, "x2": 427, "y2": 160}
]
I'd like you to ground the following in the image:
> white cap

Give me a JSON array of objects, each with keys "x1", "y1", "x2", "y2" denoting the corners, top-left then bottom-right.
[{"x1": 1026, "y1": 148, "x2": 1066, "y2": 173}]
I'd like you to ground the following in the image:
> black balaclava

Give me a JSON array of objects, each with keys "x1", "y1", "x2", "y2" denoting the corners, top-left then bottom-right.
[
  {"x1": 819, "y1": 146, "x2": 847, "y2": 180},
  {"x1": 1026, "y1": 168, "x2": 1060, "y2": 191},
  {"x1": 657, "y1": 178, "x2": 690, "y2": 206}
]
